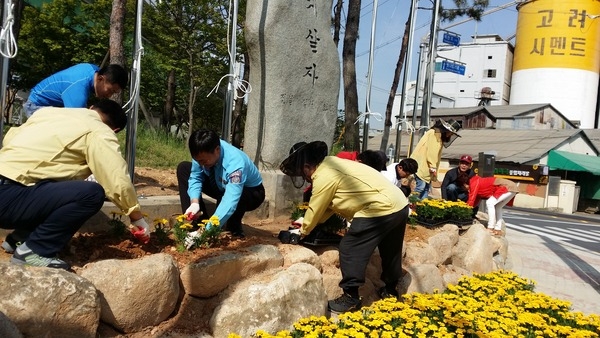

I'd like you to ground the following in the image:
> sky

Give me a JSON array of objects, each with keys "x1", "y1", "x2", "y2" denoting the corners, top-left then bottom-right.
[{"x1": 342, "y1": 0, "x2": 520, "y2": 129}]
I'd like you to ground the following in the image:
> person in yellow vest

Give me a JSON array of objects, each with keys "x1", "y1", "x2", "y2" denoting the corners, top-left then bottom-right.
[
  {"x1": 280, "y1": 141, "x2": 409, "y2": 313},
  {"x1": 410, "y1": 118, "x2": 462, "y2": 200}
]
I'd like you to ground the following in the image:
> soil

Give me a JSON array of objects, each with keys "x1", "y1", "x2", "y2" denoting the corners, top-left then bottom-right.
[{"x1": 1, "y1": 167, "x2": 437, "y2": 337}]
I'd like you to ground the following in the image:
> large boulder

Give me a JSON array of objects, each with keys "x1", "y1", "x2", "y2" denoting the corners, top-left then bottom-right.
[
  {"x1": 78, "y1": 253, "x2": 180, "y2": 333},
  {"x1": 0, "y1": 264, "x2": 99, "y2": 338},
  {"x1": 210, "y1": 263, "x2": 327, "y2": 338},
  {"x1": 180, "y1": 244, "x2": 284, "y2": 298}
]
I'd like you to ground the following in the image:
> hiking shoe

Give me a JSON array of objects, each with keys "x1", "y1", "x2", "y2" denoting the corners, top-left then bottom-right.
[
  {"x1": 328, "y1": 293, "x2": 362, "y2": 313},
  {"x1": 10, "y1": 245, "x2": 70, "y2": 270},
  {"x1": 378, "y1": 286, "x2": 399, "y2": 299}
]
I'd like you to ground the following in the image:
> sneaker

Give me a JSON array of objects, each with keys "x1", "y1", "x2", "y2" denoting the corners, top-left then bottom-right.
[
  {"x1": 378, "y1": 286, "x2": 399, "y2": 299},
  {"x1": 1, "y1": 240, "x2": 16, "y2": 253},
  {"x1": 2, "y1": 233, "x2": 24, "y2": 253},
  {"x1": 328, "y1": 293, "x2": 362, "y2": 313},
  {"x1": 10, "y1": 245, "x2": 70, "y2": 270}
]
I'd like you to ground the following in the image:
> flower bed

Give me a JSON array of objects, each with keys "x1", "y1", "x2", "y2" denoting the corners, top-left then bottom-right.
[
  {"x1": 234, "y1": 270, "x2": 600, "y2": 337},
  {"x1": 412, "y1": 198, "x2": 473, "y2": 228}
]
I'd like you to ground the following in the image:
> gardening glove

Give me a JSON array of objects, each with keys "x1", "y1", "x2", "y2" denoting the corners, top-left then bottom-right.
[
  {"x1": 184, "y1": 230, "x2": 201, "y2": 249},
  {"x1": 131, "y1": 218, "x2": 150, "y2": 244},
  {"x1": 291, "y1": 217, "x2": 304, "y2": 228},
  {"x1": 185, "y1": 202, "x2": 201, "y2": 221}
]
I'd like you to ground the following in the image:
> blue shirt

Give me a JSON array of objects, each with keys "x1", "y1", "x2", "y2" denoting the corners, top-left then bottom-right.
[
  {"x1": 187, "y1": 140, "x2": 263, "y2": 226},
  {"x1": 28, "y1": 63, "x2": 99, "y2": 109}
]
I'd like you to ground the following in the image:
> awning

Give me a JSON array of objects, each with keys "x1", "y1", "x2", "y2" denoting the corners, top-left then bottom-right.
[{"x1": 547, "y1": 150, "x2": 600, "y2": 175}]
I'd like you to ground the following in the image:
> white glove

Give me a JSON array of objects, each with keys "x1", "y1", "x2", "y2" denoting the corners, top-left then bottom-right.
[
  {"x1": 289, "y1": 228, "x2": 301, "y2": 235},
  {"x1": 131, "y1": 218, "x2": 150, "y2": 243},
  {"x1": 429, "y1": 167, "x2": 437, "y2": 175},
  {"x1": 185, "y1": 202, "x2": 201, "y2": 221},
  {"x1": 291, "y1": 217, "x2": 304, "y2": 227},
  {"x1": 184, "y1": 230, "x2": 201, "y2": 249}
]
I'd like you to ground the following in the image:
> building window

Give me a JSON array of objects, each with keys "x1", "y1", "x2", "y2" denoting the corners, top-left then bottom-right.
[
  {"x1": 488, "y1": 56, "x2": 493, "y2": 59},
  {"x1": 460, "y1": 89, "x2": 465, "y2": 92},
  {"x1": 484, "y1": 69, "x2": 497, "y2": 78}
]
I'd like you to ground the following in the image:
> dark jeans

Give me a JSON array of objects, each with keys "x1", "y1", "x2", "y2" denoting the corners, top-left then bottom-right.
[
  {"x1": 338, "y1": 206, "x2": 409, "y2": 293},
  {"x1": 445, "y1": 183, "x2": 468, "y2": 202},
  {"x1": 176, "y1": 161, "x2": 265, "y2": 233},
  {"x1": 0, "y1": 179, "x2": 105, "y2": 256}
]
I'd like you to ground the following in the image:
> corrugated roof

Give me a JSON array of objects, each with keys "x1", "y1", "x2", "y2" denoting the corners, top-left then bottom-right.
[
  {"x1": 485, "y1": 103, "x2": 552, "y2": 118},
  {"x1": 583, "y1": 129, "x2": 600, "y2": 151},
  {"x1": 367, "y1": 128, "x2": 593, "y2": 164}
]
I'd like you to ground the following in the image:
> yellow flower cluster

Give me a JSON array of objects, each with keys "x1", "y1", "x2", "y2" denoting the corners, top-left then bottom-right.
[
  {"x1": 414, "y1": 198, "x2": 473, "y2": 222},
  {"x1": 234, "y1": 270, "x2": 600, "y2": 337}
]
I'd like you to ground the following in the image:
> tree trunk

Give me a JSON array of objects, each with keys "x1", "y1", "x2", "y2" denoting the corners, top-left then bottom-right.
[
  {"x1": 231, "y1": 52, "x2": 250, "y2": 149},
  {"x1": 164, "y1": 69, "x2": 176, "y2": 131},
  {"x1": 332, "y1": 0, "x2": 343, "y2": 47},
  {"x1": 110, "y1": 0, "x2": 127, "y2": 105},
  {"x1": 380, "y1": 18, "x2": 410, "y2": 152},
  {"x1": 342, "y1": 0, "x2": 361, "y2": 151}
]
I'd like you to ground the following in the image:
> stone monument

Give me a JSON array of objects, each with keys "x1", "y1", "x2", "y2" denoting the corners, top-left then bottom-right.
[{"x1": 244, "y1": 0, "x2": 340, "y2": 218}]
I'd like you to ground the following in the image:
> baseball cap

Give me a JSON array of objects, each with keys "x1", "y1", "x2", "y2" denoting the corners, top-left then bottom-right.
[{"x1": 460, "y1": 155, "x2": 472, "y2": 164}]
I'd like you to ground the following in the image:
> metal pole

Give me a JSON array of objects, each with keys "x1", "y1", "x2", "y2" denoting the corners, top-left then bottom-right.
[
  {"x1": 221, "y1": 0, "x2": 238, "y2": 142},
  {"x1": 362, "y1": 0, "x2": 378, "y2": 152},
  {"x1": 0, "y1": 0, "x2": 11, "y2": 148},
  {"x1": 407, "y1": 41, "x2": 426, "y2": 157},
  {"x1": 419, "y1": 0, "x2": 441, "y2": 130},
  {"x1": 125, "y1": 0, "x2": 144, "y2": 181},
  {"x1": 393, "y1": 0, "x2": 418, "y2": 162}
]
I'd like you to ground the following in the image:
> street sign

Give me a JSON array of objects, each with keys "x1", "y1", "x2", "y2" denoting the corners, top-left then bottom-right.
[
  {"x1": 442, "y1": 32, "x2": 460, "y2": 46},
  {"x1": 441, "y1": 60, "x2": 465, "y2": 75}
]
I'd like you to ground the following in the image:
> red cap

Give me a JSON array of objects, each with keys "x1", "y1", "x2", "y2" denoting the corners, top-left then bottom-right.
[{"x1": 460, "y1": 155, "x2": 472, "y2": 164}]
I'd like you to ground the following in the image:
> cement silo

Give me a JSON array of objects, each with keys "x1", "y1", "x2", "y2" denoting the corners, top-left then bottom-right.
[{"x1": 510, "y1": 0, "x2": 600, "y2": 128}]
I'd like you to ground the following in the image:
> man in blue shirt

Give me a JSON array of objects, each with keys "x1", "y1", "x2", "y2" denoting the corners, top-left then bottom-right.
[
  {"x1": 176, "y1": 129, "x2": 265, "y2": 240},
  {"x1": 24, "y1": 63, "x2": 128, "y2": 117}
]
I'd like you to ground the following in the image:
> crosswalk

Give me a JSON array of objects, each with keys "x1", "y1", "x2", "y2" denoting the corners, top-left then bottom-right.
[{"x1": 504, "y1": 212, "x2": 600, "y2": 251}]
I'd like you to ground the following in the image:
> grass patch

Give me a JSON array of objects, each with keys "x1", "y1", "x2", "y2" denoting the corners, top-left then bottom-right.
[{"x1": 117, "y1": 124, "x2": 189, "y2": 169}]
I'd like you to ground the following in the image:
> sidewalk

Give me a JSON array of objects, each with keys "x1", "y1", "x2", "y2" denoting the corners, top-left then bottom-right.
[{"x1": 504, "y1": 206, "x2": 600, "y2": 315}]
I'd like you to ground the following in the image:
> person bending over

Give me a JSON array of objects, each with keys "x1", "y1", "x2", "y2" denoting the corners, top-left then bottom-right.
[
  {"x1": 280, "y1": 141, "x2": 409, "y2": 313},
  {"x1": 0, "y1": 99, "x2": 150, "y2": 270},
  {"x1": 24, "y1": 63, "x2": 128, "y2": 117},
  {"x1": 383, "y1": 158, "x2": 418, "y2": 197},
  {"x1": 176, "y1": 129, "x2": 265, "y2": 240}
]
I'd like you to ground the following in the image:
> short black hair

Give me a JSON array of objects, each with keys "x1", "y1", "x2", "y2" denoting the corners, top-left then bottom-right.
[
  {"x1": 399, "y1": 158, "x2": 418, "y2": 175},
  {"x1": 98, "y1": 64, "x2": 128, "y2": 89},
  {"x1": 357, "y1": 150, "x2": 387, "y2": 171},
  {"x1": 188, "y1": 129, "x2": 221, "y2": 156},
  {"x1": 93, "y1": 99, "x2": 127, "y2": 131}
]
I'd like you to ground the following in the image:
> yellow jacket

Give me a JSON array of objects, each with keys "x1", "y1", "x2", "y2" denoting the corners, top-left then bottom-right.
[
  {"x1": 302, "y1": 156, "x2": 407, "y2": 235},
  {"x1": 0, "y1": 107, "x2": 140, "y2": 215},
  {"x1": 410, "y1": 129, "x2": 442, "y2": 183}
]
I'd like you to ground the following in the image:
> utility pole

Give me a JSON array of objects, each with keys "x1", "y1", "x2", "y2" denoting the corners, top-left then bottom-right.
[
  {"x1": 362, "y1": 0, "x2": 379, "y2": 152},
  {"x1": 221, "y1": 0, "x2": 238, "y2": 143},
  {"x1": 407, "y1": 40, "x2": 426, "y2": 156},
  {"x1": 393, "y1": 0, "x2": 418, "y2": 162},
  {"x1": 419, "y1": 0, "x2": 441, "y2": 131}
]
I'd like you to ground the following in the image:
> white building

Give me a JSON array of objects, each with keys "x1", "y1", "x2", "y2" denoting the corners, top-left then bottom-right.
[
  {"x1": 434, "y1": 34, "x2": 514, "y2": 107},
  {"x1": 392, "y1": 34, "x2": 514, "y2": 129}
]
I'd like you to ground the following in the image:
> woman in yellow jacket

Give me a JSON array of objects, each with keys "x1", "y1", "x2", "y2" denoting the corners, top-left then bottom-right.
[{"x1": 280, "y1": 141, "x2": 409, "y2": 313}]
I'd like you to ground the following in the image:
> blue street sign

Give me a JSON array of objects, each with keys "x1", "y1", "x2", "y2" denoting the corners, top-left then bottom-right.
[
  {"x1": 442, "y1": 32, "x2": 460, "y2": 46},
  {"x1": 441, "y1": 60, "x2": 466, "y2": 75}
]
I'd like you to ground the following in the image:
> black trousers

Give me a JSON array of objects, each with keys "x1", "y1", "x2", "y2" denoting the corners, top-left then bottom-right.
[
  {"x1": 0, "y1": 179, "x2": 105, "y2": 256},
  {"x1": 176, "y1": 161, "x2": 265, "y2": 232},
  {"x1": 338, "y1": 205, "x2": 409, "y2": 292}
]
